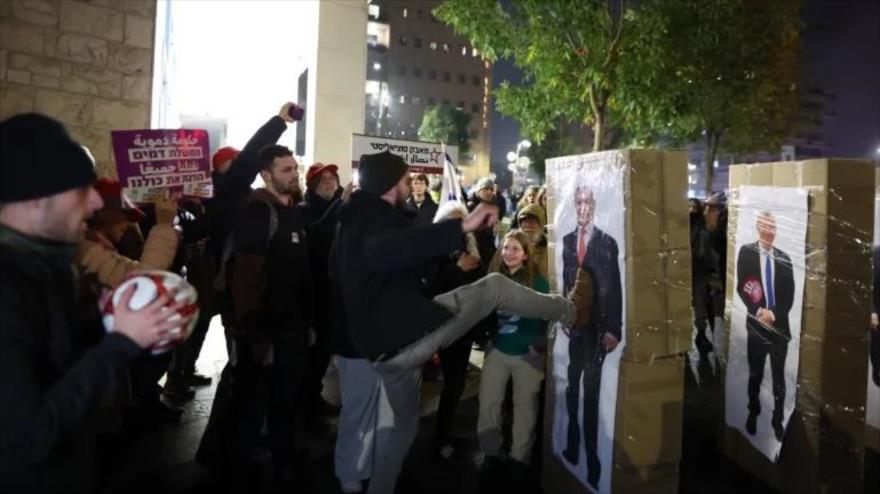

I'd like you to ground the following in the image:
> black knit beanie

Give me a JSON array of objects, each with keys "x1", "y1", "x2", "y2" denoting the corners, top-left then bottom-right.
[
  {"x1": 358, "y1": 151, "x2": 409, "y2": 196},
  {"x1": 0, "y1": 113, "x2": 97, "y2": 202}
]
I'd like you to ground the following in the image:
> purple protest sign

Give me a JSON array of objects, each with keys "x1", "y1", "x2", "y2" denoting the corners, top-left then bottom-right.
[{"x1": 111, "y1": 129, "x2": 213, "y2": 203}]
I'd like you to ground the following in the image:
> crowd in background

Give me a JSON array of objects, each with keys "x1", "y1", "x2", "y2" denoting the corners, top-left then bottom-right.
[{"x1": 2, "y1": 105, "x2": 739, "y2": 494}]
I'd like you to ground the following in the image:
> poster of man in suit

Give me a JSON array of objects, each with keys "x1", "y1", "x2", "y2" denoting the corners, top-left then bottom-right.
[
  {"x1": 725, "y1": 185, "x2": 807, "y2": 462},
  {"x1": 865, "y1": 192, "x2": 879, "y2": 431},
  {"x1": 548, "y1": 152, "x2": 626, "y2": 493}
]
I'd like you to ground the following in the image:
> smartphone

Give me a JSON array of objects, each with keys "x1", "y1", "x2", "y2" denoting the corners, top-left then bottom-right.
[{"x1": 288, "y1": 104, "x2": 305, "y2": 121}]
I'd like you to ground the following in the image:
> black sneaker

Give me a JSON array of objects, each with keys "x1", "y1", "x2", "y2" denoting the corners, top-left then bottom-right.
[
  {"x1": 184, "y1": 372, "x2": 213, "y2": 387},
  {"x1": 163, "y1": 380, "x2": 196, "y2": 402}
]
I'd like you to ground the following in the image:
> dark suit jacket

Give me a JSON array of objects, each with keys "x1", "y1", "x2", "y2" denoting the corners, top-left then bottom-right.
[
  {"x1": 562, "y1": 226, "x2": 622, "y2": 342},
  {"x1": 736, "y1": 242, "x2": 795, "y2": 339}
]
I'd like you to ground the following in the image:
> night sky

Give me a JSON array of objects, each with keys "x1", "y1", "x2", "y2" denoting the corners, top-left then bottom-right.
[{"x1": 489, "y1": 0, "x2": 880, "y2": 168}]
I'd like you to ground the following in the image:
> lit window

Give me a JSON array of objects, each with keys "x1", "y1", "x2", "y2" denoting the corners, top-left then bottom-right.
[
  {"x1": 399, "y1": 94, "x2": 407, "y2": 104},
  {"x1": 456, "y1": 100, "x2": 465, "y2": 111},
  {"x1": 472, "y1": 47, "x2": 479, "y2": 57},
  {"x1": 373, "y1": 62, "x2": 381, "y2": 71},
  {"x1": 429, "y1": 41, "x2": 437, "y2": 50},
  {"x1": 399, "y1": 36, "x2": 408, "y2": 46},
  {"x1": 402, "y1": 7, "x2": 408, "y2": 18},
  {"x1": 461, "y1": 45, "x2": 467, "y2": 56},
  {"x1": 442, "y1": 43, "x2": 450, "y2": 52},
  {"x1": 368, "y1": 4, "x2": 379, "y2": 19}
]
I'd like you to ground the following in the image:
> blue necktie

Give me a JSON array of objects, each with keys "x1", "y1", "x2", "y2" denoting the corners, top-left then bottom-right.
[{"x1": 765, "y1": 254, "x2": 775, "y2": 309}]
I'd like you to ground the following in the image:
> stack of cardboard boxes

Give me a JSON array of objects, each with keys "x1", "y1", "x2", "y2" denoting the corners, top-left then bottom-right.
[
  {"x1": 542, "y1": 149, "x2": 692, "y2": 493},
  {"x1": 721, "y1": 159, "x2": 874, "y2": 493}
]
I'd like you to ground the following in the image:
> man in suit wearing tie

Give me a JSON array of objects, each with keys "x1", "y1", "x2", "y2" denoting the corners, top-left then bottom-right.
[
  {"x1": 736, "y1": 210, "x2": 795, "y2": 442},
  {"x1": 560, "y1": 186, "x2": 622, "y2": 489}
]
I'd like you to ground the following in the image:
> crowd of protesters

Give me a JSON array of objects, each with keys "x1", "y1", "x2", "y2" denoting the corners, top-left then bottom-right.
[{"x1": 0, "y1": 107, "x2": 747, "y2": 494}]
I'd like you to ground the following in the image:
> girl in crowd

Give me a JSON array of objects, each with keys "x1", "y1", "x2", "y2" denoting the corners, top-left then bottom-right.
[{"x1": 477, "y1": 229, "x2": 548, "y2": 474}]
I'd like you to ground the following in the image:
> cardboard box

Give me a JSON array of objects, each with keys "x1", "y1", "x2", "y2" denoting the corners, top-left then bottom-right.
[
  {"x1": 543, "y1": 149, "x2": 690, "y2": 493},
  {"x1": 721, "y1": 159, "x2": 874, "y2": 493},
  {"x1": 542, "y1": 357, "x2": 685, "y2": 494}
]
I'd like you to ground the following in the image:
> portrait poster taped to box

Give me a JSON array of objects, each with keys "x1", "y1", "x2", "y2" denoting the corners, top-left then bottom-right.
[
  {"x1": 111, "y1": 129, "x2": 212, "y2": 203},
  {"x1": 725, "y1": 185, "x2": 807, "y2": 462},
  {"x1": 548, "y1": 152, "x2": 626, "y2": 493},
  {"x1": 866, "y1": 191, "x2": 880, "y2": 433}
]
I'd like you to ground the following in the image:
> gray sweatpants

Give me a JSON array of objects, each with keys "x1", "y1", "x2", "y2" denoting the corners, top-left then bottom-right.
[
  {"x1": 335, "y1": 355, "x2": 421, "y2": 494},
  {"x1": 364, "y1": 273, "x2": 575, "y2": 493}
]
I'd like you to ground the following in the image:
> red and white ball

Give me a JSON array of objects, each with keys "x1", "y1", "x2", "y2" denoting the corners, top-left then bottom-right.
[{"x1": 101, "y1": 270, "x2": 199, "y2": 354}]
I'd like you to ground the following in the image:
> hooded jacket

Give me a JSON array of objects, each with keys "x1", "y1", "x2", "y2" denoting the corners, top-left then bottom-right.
[{"x1": 334, "y1": 190, "x2": 465, "y2": 358}]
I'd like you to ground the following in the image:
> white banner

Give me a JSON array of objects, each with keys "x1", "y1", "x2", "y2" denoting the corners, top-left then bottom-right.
[{"x1": 350, "y1": 134, "x2": 458, "y2": 175}]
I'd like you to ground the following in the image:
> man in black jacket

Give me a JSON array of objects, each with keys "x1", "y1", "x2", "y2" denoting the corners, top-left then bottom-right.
[
  {"x1": 0, "y1": 114, "x2": 190, "y2": 493},
  {"x1": 560, "y1": 186, "x2": 622, "y2": 489},
  {"x1": 404, "y1": 173, "x2": 438, "y2": 226},
  {"x1": 200, "y1": 145, "x2": 312, "y2": 486},
  {"x1": 165, "y1": 103, "x2": 298, "y2": 399},
  {"x1": 335, "y1": 151, "x2": 593, "y2": 494},
  {"x1": 736, "y1": 210, "x2": 795, "y2": 442}
]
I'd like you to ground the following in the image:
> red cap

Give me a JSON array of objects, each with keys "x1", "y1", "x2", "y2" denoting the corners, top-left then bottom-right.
[
  {"x1": 212, "y1": 146, "x2": 240, "y2": 171},
  {"x1": 93, "y1": 177, "x2": 145, "y2": 222},
  {"x1": 306, "y1": 163, "x2": 339, "y2": 189}
]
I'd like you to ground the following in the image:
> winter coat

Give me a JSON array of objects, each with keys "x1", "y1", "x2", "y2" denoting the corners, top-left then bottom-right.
[
  {"x1": 334, "y1": 190, "x2": 465, "y2": 358},
  {"x1": 0, "y1": 225, "x2": 141, "y2": 493},
  {"x1": 404, "y1": 194, "x2": 439, "y2": 227},
  {"x1": 75, "y1": 223, "x2": 179, "y2": 288}
]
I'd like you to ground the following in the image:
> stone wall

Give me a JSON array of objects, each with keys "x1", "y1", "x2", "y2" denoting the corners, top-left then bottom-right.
[{"x1": 0, "y1": 0, "x2": 156, "y2": 177}]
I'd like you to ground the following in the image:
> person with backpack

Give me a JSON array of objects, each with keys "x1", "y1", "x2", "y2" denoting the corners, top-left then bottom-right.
[{"x1": 197, "y1": 144, "x2": 313, "y2": 488}]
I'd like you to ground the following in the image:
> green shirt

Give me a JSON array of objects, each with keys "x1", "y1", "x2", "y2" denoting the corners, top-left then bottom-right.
[{"x1": 492, "y1": 271, "x2": 549, "y2": 356}]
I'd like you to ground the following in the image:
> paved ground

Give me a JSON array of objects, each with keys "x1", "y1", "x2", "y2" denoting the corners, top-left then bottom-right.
[{"x1": 98, "y1": 318, "x2": 878, "y2": 493}]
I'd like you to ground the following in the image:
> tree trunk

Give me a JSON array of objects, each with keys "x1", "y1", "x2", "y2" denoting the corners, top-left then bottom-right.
[
  {"x1": 704, "y1": 131, "x2": 720, "y2": 195},
  {"x1": 592, "y1": 108, "x2": 605, "y2": 152}
]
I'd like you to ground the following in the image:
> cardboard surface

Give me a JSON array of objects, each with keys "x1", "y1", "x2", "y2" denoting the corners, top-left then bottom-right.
[{"x1": 721, "y1": 159, "x2": 873, "y2": 493}]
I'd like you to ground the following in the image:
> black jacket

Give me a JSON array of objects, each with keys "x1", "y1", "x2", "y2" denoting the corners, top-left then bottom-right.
[
  {"x1": 0, "y1": 226, "x2": 140, "y2": 493},
  {"x1": 736, "y1": 242, "x2": 795, "y2": 340},
  {"x1": 562, "y1": 226, "x2": 623, "y2": 344},
  {"x1": 229, "y1": 189, "x2": 312, "y2": 339},
  {"x1": 873, "y1": 246, "x2": 879, "y2": 315},
  {"x1": 404, "y1": 194, "x2": 439, "y2": 227},
  {"x1": 206, "y1": 116, "x2": 288, "y2": 265},
  {"x1": 335, "y1": 191, "x2": 465, "y2": 358}
]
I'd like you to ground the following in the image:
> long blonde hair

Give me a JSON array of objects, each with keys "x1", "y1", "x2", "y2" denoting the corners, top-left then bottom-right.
[{"x1": 489, "y1": 229, "x2": 539, "y2": 287}]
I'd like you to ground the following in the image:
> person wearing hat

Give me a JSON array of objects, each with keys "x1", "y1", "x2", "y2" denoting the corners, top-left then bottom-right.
[
  {"x1": 404, "y1": 173, "x2": 438, "y2": 227},
  {"x1": 333, "y1": 150, "x2": 594, "y2": 494},
  {"x1": 300, "y1": 161, "x2": 344, "y2": 434},
  {"x1": 0, "y1": 113, "x2": 191, "y2": 493},
  {"x1": 76, "y1": 178, "x2": 180, "y2": 289},
  {"x1": 517, "y1": 203, "x2": 549, "y2": 277},
  {"x1": 467, "y1": 176, "x2": 499, "y2": 264}
]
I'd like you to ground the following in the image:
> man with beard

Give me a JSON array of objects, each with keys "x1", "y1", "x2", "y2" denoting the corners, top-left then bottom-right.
[
  {"x1": 200, "y1": 144, "x2": 313, "y2": 487},
  {"x1": 517, "y1": 203, "x2": 548, "y2": 276}
]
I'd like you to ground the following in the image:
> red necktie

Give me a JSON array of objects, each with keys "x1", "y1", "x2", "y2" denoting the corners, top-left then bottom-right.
[{"x1": 577, "y1": 227, "x2": 587, "y2": 266}]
